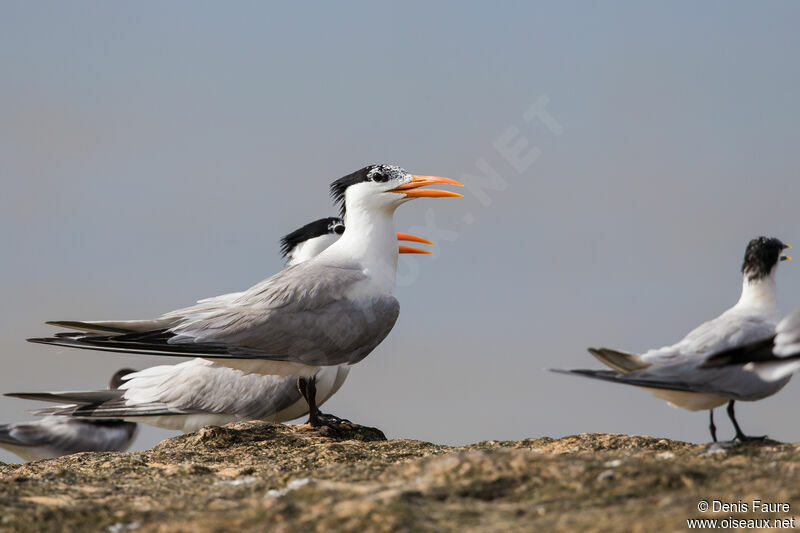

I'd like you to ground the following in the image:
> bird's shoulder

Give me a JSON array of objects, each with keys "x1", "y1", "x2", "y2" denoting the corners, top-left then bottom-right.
[
  {"x1": 642, "y1": 310, "x2": 777, "y2": 366},
  {"x1": 238, "y1": 261, "x2": 369, "y2": 307}
]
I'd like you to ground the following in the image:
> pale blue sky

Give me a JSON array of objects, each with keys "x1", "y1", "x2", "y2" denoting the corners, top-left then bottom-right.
[{"x1": 2, "y1": 2, "x2": 799, "y2": 463}]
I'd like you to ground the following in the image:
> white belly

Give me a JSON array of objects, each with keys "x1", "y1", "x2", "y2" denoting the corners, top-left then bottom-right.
[
  {"x1": 128, "y1": 413, "x2": 239, "y2": 433},
  {"x1": 645, "y1": 388, "x2": 729, "y2": 411},
  {"x1": 205, "y1": 358, "x2": 319, "y2": 378}
]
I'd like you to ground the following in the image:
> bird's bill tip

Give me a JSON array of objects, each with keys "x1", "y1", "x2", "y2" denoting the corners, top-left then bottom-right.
[
  {"x1": 786, "y1": 244, "x2": 792, "y2": 249},
  {"x1": 388, "y1": 174, "x2": 465, "y2": 198},
  {"x1": 781, "y1": 255, "x2": 792, "y2": 261},
  {"x1": 395, "y1": 232, "x2": 435, "y2": 245},
  {"x1": 398, "y1": 245, "x2": 433, "y2": 255}
]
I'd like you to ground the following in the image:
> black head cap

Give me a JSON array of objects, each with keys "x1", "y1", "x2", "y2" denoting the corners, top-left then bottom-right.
[
  {"x1": 109, "y1": 368, "x2": 137, "y2": 390},
  {"x1": 329, "y1": 164, "x2": 407, "y2": 215},
  {"x1": 742, "y1": 236, "x2": 790, "y2": 282},
  {"x1": 279, "y1": 217, "x2": 344, "y2": 258}
]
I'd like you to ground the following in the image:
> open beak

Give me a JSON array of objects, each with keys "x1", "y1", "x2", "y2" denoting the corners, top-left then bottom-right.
[
  {"x1": 399, "y1": 245, "x2": 433, "y2": 255},
  {"x1": 388, "y1": 175, "x2": 464, "y2": 198},
  {"x1": 396, "y1": 232, "x2": 434, "y2": 245},
  {"x1": 396, "y1": 232, "x2": 434, "y2": 254},
  {"x1": 782, "y1": 244, "x2": 792, "y2": 261}
]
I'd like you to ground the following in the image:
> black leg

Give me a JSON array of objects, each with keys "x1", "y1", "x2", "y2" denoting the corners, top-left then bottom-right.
[
  {"x1": 708, "y1": 409, "x2": 717, "y2": 443},
  {"x1": 296, "y1": 375, "x2": 385, "y2": 441},
  {"x1": 726, "y1": 400, "x2": 766, "y2": 441},
  {"x1": 297, "y1": 376, "x2": 321, "y2": 426}
]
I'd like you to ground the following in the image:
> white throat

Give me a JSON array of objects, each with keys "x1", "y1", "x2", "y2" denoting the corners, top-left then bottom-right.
[
  {"x1": 735, "y1": 269, "x2": 779, "y2": 318},
  {"x1": 315, "y1": 196, "x2": 400, "y2": 294}
]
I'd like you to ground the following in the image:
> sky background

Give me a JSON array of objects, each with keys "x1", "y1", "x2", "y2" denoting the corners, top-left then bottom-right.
[{"x1": 1, "y1": 1, "x2": 799, "y2": 463}]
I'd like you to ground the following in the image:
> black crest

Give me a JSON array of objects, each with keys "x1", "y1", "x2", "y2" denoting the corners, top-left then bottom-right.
[
  {"x1": 109, "y1": 368, "x2": 137, "y2": 390},
  {"x1": 329, "y1": 164, "x2": 406, "y2": 215},
  {"x1": 742, "y1": 236, "x2": 788, "y2": 282},
  {"x1": 279, "y1": 217, "x2": 343, "y2": 258},
  {"x1": 329, "y1": 165, "x2": 378, "y2": 214}
]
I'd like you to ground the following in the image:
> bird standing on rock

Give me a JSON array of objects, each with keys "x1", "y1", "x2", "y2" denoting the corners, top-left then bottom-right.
[
  {"x1": 28, "y1": 165, "x2": 464, "y2": 430},
  {"x1": 553, "y1": 237, "x2": 792, "y2": 442},
  {"x1": 12, "y1": 217, "x2": 435, "y2": 433}
]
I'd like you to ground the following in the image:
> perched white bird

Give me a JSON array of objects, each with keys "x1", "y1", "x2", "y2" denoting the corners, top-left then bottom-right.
[
  {"x1": 554, "y1": 237, "x2": 792, "y2": 441},
  {"x1": 0, "y1": 370, "x2": 138, "y2": 462},
  {"x1": 12, "y1": 216, "x2": 435, "y2": 433},
  {"x1": 28, "y1": 165, "x2": 462, "y2": 427}
]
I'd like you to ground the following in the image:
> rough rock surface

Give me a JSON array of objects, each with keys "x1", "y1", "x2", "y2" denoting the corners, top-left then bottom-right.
[{"x1": 0, "y1": 421, "x2": 798, "y2": 532}]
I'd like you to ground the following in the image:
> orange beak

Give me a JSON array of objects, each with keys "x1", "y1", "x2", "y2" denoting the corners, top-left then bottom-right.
[
  {"x1": 396, "y1": 232, "x2": 434, "y2": 254},
  {"x1": 399, "y1": 245, "x2": 433, "y2": 255},
  {"x1": 396, "y1": 232, "x2": 434, "y2": 245},
  {"x1": 388, "y1": 175, "x2": 464, "y2": 198}
]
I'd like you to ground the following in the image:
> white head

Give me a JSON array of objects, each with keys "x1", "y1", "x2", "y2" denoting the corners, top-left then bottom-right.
[
  {"x1": 322, "y1": 165, "x2": 461, "y2": 289},
  {"x1": 740, "y1": 236, "x2": 792, "y2": 285},
  {"x1": 329, "y1": 164, "x2": 464, "y2": 219},
  {"x1": 736, "y1": 236, "x2": 792, "y2": 312}
]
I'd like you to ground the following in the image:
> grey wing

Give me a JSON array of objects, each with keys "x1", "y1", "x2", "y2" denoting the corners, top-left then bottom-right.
[
  {"x1": 641, "y1": 313, "x2": 777, "y2": 366},
  {"x1": 169, "y1": 263, "x2": 401, "y2": 366},
  {"x1": 5, "y1": 390, "x2": 123, "y2": 405},
  {"x1": 0, "y1": 418, "x2": 137, "y2": 454},
  {"x1": 626, "y1": 360, "x2": 789, "y2": 401},
  {"x1": 122, "y1": 360, "x2": 304, "y2": 419},
  {"x1": 731, "y1": 310, "x2": 800, "y2": 383},
  {"x1": 4, "y1": 387, "x2": 198, "y2": 419},
  {"x1": 553, "y1": 363, "x2": 789, "y2": 401},
  {"x1": 31, "y1": 263, "x2": 401, "y2": 368},
  {"x1": 29, "y1": 402, "x2": 205, "y2": 419},
  {"x1": 587, "y1": 348, "x2": 649, "y2": 373}
]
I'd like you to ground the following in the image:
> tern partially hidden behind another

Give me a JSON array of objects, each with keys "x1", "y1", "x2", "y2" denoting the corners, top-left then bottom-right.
[
  {"x1": 28, "y1": 165, "x2": 463, "y2": 429},
  {"x1": 12, "y1": 217, "x2": 435, "y2": 433},
  {"x1": 0, "y1": 369, "x2": 138, "y2": 462},
  {"x1": 553, "y1": 237, "x2": 792, "y2": 442}
]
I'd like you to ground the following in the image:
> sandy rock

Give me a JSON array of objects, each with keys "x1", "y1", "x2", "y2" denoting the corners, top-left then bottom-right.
[{"x1": 0, "y1": 422, "x2": 798, "y2": 532}]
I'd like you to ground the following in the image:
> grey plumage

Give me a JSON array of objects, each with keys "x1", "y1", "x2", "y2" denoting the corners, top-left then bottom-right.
[
  {"x1": 8, "y1": 390, "x2": 122, "y2": 405},
  {"x1": 552, "y1": 362, "x2": 788, "y2": 402},
  {"x1": 25, "y1": 164, "x2": 463, "y2": 430},
  {"x1": 699, "y1": 309, "x2": 800, "y2": 383},
  {"x1": 30, "y1": 264, "x2": 400, "y2": 373},
  {"x1": 587, "y1": 348, "x2": 649, "y2": 373},
  {"x1": 10, "y1": 360, "x2": 350, "y2": 432},
  {"x1": 553, "y1": 236, "x2": 793, "y2": 441},
  {"x1": 0, "y1": 417, "x2": 138, "y2": 462}
]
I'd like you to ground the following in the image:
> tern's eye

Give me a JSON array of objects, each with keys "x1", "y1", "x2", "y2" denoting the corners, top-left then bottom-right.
[
  {"x1": 371, "y1": 171, "x2": 388, "y2": 183},
  {"x1": 333, "y1": 224, "x2": 345, "y2": 235}
]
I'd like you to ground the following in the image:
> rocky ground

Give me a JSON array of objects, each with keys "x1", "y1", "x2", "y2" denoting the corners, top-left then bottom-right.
[{"x1": 0, "y1": 422, "x2": 798, "y2": 532}]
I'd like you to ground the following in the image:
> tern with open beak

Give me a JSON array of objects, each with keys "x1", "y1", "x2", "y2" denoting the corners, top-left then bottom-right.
[
  {"x1": 12, "y1": 217, "x2": 435, "y2": 432},
  {"x1": 28, "y1": 165, "x2": 462, "y2": 428},
  {"x1": 553, "y1": 237, "x2": 792, "y2": 442}
]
